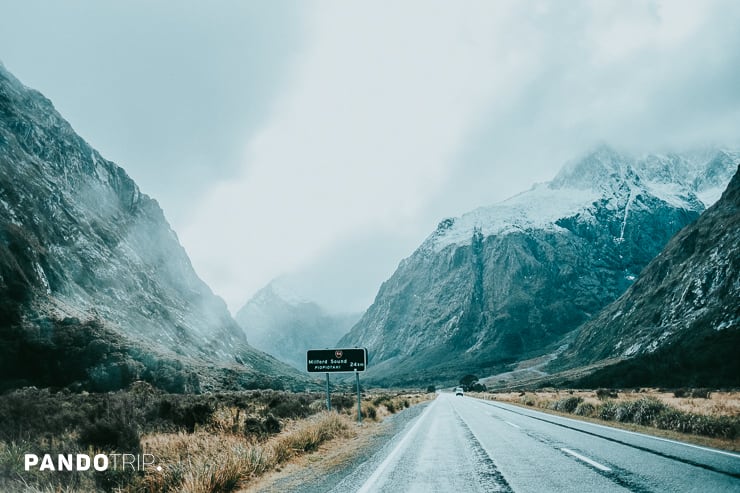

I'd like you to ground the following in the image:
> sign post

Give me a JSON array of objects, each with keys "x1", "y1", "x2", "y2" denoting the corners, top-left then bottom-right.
[
  {"x1": 355, "y1": 370, "x2": 362, "y2": 424},
  {"x1": 307, "y1": 348, "x2": 368, "y2": 423},
  {"x1": 326, "y1": 373, "x2": 331, "y2": 411}
]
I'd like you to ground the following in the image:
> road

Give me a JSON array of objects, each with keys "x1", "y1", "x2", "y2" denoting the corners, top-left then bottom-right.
[{"x1": 327, "y1": 393, "x2": 740, "y2": 492}]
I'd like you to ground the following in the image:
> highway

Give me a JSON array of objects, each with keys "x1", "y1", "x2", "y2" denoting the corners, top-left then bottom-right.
[{"x1": 327, "y1": 393, "x2": 740, "y2": 492}]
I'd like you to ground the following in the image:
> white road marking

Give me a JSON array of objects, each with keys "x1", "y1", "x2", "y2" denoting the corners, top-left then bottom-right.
[
  {"x1": 504, "y1": 421, "x2": 521, "y2": 429},
  {"x1": 356, "y1": 396, "x2": 438, "y2": 493},
  {"x1": 561, "y1": 448, "x2": 612, "y2": 472},
  {"x1": 480, "y1": 399, "x2": 740, "y2": 459}
]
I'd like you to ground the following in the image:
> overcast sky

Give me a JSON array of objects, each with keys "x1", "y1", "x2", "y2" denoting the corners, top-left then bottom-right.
[{"x1": 2, "y1": 0, "x2": 739, "y2": 313}]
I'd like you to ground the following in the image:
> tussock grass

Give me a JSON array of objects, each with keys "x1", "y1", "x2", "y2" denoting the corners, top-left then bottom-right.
[
  {"x1": 141, "y1": 412, "x2": 350, "y2": 492},
  {"x1": 1, "y1": 387, "x2": 428, "y2": 492},
  {"x1": 483, "y1": 389, "x2": 740, "y2": 441}
]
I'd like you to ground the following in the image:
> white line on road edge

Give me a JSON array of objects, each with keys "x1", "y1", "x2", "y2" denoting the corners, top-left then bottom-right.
[
  {"x1": 481, "y1": 399, "x2": 740, "y2": 459},
  {"x1": 356, "y1": 396, "x2": 438, "y2": 493},
  {"x1": 504, "y1": 421, "x2": 521, "y2": 429},
  {"x1": 561, "y1": 448, "x2": 612, "y2": 472}
]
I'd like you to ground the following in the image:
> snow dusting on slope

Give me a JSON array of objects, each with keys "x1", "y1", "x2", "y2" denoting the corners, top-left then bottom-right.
[
  {"x1": 427, "y1": 184, "x2": 600, "y2": 251},
  {"x1": 423, "y1": 147, "x2": 738, "y2": 252}
]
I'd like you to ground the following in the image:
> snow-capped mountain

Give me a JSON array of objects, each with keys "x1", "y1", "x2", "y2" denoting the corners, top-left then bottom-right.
[
  {"x1": 235, "y1": 280, "x2": 360, "y2": 371},
  {"x1": 554, "y1": 163, "x2": 739, "y2": 387},
  {"x1": 339, "y1": 145, "x2": 739, "y2": 386},
  {"x1": 0, "y1": 63, "x2": 303, "y2": 392}
]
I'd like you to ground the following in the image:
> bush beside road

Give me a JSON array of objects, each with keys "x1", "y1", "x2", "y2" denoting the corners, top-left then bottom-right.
[{"x1": 471, "y1": 388, "x2": 740, "y2": 451}]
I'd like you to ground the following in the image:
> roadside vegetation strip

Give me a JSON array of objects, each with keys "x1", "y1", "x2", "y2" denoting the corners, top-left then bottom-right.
[
  {"x1": 472, "y1": 389, "x2": 740, "y2": 450},
  {"x1": 141, "y1": 412, "x2": 353, "y2": 493},
  {"x1": 0, "y1": 386, "x2": 432, "y2": 493}
]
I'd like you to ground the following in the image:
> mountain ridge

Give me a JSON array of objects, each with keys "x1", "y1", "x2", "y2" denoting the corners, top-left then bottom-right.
[
  {"x1": 235, "y1": 280, "x2": 360, "y2": 371},
  {"x1": 0, "y1": 63, "x2": 305, "y2": 392},
  {"x1": 339, "y1": 146, "x2": 738, "y2": 386},
  {"x1": 551, "y1": 163, "x2": 740, "y2": 387}
]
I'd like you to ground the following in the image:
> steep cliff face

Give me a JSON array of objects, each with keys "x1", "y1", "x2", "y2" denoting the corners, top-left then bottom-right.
[
  {"x1": 0, "y1": 63, "x2": 302, "y2": 392},
  {"x1": 235, "y1": 281, "x2": 360, "y2": 371},
  {"x1": 339, "y1": 146, "x2": 738, "y2": 386},
  {"x1": 554, "y1": 165, "x2": 740, "y2": 387}
]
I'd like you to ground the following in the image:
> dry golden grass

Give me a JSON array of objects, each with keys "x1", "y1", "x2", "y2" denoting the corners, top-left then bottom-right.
[
  {"x1": 137, "y1": 412, "x2": 353, "y2": 493},
  {"x1": 483, "y1": 389, "x2": 740, "y2": 418},
  {"x1": 336, "y1": 392, "x2": 432, "y2": 423},
  {"x1": 1, "y1": 390, "x2": 431, "y2": 493},
  {"x1": 651, "y1": 391, "x2": 740, "y2": 416},
  {"x1": 133, "y1": 392, "x2": 433, "y2": 492},
  {"x1": 472, "y1": 389, "x2": 740, "y2": 451}
]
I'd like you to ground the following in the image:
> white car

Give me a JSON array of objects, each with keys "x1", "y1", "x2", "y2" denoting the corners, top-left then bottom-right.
[{"x1": 455, "y1": 387, "x2": 464, "y2": 396}]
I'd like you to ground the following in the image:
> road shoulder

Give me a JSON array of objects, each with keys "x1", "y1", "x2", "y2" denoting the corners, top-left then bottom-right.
[{"x1": 242, "y1": 400, "x2": 433, "y2": 492}]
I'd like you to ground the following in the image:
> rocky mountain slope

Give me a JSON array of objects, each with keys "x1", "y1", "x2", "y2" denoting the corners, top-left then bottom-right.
[
  {"x1": 339, "y1": 146, "x2": 739, "y2": 386},
  {"x1": 553, "y1": 164, "x2": 739, "y2": 388},
  {"x1": 0, "y1": 63, "x2": 303, "y2": 392},
  {"x1": 235, "y1": 281, "x2": 360, "y2": 371}
]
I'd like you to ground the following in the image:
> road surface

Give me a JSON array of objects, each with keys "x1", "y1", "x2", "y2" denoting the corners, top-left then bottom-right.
[{"x1": 327, "y1": 393, "x2": 740, "y2": 492}]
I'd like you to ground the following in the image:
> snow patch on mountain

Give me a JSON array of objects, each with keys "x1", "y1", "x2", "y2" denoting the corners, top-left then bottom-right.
[
  {"x1": 428, "y1": 185, "x2": 599, "y2": 251},
  {"x1": 425, "y1": 147, "x2": 738, "y2": 252}
]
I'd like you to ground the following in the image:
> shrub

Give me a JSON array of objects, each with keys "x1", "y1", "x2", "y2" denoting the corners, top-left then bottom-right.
[
  {"x1": 360, "y1": 403, "x2": 377, "y2": 421},
  {"x1": 686, "y1": 414, "x2": 736, "y2": 438},
  {"x1": 460, "y1": 374, "x2": 479, "y2": 390},
  {"x1": 631, "y1": 398, "x2": 667, "y2": 426},
  {"x1": 263, "y1": 414, "x2": 282, "y2": 434},
  {"x1": 158, "y1": 398, "x2": 214, "y2": 433},
  {"x1": 78, "y1": 419, "x2": 141, "y2": 452},
  {"x1": 371, "y1": 394, "x2": 402, "y2": 414},
  {"x1": 596, "y1": 388, "x2": 618, "y2": 400},
  {"x1": 552, "y1": 397, "x2": 583, "y2": 413},
  {"x1": 574, "y1": 402, "x2": 595, "y2": 417},
  {"x1": 656, "y1": 408, "x2": 688, "y2": 433},
  {"x1": 673, "y1": 388, "x2": 688, "y2": 398},
  {"x1": 690, "y1": 388, "x2": 711, "y2": 399},
  {"x1": 520, "y1": 394, "x2": 536, "y2": 406},
  {"x1": 614, "y1": 401, "x2": 637, "y2": 422},
  {"x1": 331, "y1": 394, "x2": 355, "y2": 412},
  {"x1": 243, "y1": 415, "x2": 282, "y2": 439},
  {"x1": 599, "y1": 400, "x2": 618, "y2": 421},
  {"x1": 269, "y1": 396, "x2": 312, "y2": 419}
]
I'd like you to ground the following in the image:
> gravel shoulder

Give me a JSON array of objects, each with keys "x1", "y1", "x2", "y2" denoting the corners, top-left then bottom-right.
[{"x1": 242, "y1": 400, "x2": 433, "y2": 492}]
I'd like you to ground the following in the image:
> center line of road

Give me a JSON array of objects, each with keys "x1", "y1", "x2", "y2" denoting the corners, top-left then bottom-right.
[
  {"x1": 561, "y1": 448, "x2": 611, "y2": 472},
  {"x1": 504, "y1": 421, "x2": 521, "y2": 429}
]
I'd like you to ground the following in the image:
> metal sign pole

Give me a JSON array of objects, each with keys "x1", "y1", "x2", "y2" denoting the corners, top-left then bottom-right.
[
  {"x1": 356, "y1": 370, "x2": 362, "y2": 425},
  {"x1": 325, "y1": 372, "x2": 331, "y2": 411}
]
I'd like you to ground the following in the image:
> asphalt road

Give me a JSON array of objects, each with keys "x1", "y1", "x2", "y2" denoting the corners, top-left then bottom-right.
[{"x1": 327, "y1": 393, "x2": 740, "y2": 492}]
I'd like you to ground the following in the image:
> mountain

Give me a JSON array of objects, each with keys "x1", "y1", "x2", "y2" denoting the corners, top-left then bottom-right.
[
  {"x1": 552, "y1": 164, "x2": 740, "y2": 388},
  {"x1": 0, "y1": 63, "x2": 304, "y2": 392},
  {"x1": 235, "y1": 281, "x2": 360, "y2": 371},
  {"x1": 339, "y1": 146, "x2": 739, "y2": 386}
]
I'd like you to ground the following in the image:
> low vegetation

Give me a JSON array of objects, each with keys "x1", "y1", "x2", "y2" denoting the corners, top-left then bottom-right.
[
  {"x1": 484, "y1": 389, "x2": 740, "y2": 444},
  {"x1": 0, "y1": 383, "x2": 426, "y2": 492}
]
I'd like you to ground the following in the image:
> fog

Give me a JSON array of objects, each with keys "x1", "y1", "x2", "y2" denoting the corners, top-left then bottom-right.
[{"x1": 2, "y1": 0, "x2": 739, "y2": 313}]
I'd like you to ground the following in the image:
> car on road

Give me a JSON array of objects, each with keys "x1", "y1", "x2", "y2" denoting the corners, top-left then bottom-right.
[{"x1": 455, "y1": 387, "x2": 464, "y2": 396}]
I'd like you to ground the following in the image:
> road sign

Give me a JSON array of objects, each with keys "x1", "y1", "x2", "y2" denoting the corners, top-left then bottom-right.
[{"x1": 307, "y1": 348, "x2": 367, "y2": 373}]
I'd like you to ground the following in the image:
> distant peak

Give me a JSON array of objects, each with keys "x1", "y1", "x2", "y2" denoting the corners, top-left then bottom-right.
[
  {"x1": 257, "y1": 279, "x2": 311, "y2": 306},
  {"x1": 551, "y1": 145, "x2": 633, "y2": 190}
]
